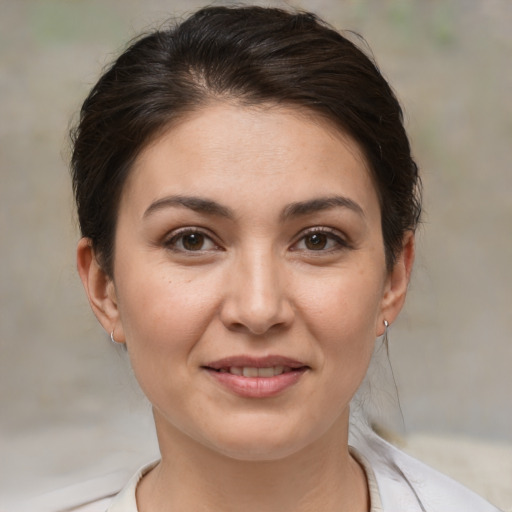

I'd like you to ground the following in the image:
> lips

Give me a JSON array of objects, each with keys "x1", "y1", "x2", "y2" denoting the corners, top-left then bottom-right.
[
  {"x1": 216, "y1": 366, "x2": 294, "y2": 377},
  {"x1": 202, "y1": 356, "x2": 309, "y2": 398}
]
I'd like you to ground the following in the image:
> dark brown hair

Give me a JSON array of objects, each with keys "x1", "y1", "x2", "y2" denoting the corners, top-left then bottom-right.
[{"x1": 71, "y1": 5, "x2": 421, "y2": 276}]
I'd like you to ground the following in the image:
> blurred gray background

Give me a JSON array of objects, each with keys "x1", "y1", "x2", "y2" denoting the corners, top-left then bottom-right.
[{"x1": 1, "y1": 0, "x2": 511, "y2": 505}]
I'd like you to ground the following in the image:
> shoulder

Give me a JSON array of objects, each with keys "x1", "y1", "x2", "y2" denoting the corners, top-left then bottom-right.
[
  {"x1": 105, "y1": 461, "x2": 158, "y2": 512},
  {"x1": 14, "y1": 471, "x2": 129, "y2": 512},
  {"x1": 15, "y1": 463, "x2": 157, "y2": 512},
  {"x1": 352, "y1": 430, "x2": 503, "y2": 512}
]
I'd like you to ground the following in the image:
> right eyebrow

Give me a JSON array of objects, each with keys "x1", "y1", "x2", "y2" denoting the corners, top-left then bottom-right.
[{"x1": 143, "y1": 195, "x2": 235, "y2": 220}]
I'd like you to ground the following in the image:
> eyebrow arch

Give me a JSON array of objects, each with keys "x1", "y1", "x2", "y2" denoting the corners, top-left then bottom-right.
[
  {"x1": 281, "y1": 195, "x2": 365, "y2": 220},
  {"x1": 143, "y1": 195, "x2": 235, "y2": 219}
]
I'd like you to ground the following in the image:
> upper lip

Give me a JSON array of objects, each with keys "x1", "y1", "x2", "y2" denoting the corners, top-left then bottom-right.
[{"x1": 203, "y1": 355, "x2": 309, "y2": 370}]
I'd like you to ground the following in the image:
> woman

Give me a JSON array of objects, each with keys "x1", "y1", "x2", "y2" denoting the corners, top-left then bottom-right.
[{"x1": 71, "y1": 6, "x2": 502, "y2": 512}]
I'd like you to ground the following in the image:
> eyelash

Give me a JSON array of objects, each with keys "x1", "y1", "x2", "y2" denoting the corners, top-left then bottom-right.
[
  {"x1": 164, "y1": 228, "x2": 220, "y2": 253},
  {"x1": 164, "y1": 227, "x2": 349, "y2": 254},
  {"x1": 291, "y1": 227, "x2": 350, "y2": 253}
]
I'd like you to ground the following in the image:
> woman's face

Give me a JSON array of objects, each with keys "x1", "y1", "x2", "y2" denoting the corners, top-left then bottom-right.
[{"x1": 85, "y1": 103, "x2": 411, "y2": 461}]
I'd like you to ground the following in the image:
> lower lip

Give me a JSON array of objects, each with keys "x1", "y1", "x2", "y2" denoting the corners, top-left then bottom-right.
[{"x1": 205, "y1": 369, "x2": 307, "y2": 398}]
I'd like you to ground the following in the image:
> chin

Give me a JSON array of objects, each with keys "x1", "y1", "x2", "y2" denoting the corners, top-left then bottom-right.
[{"x1": 199, "y1": 418, "x2": 328, "y2": 463}]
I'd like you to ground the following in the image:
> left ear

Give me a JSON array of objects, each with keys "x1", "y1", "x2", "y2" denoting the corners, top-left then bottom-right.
[{"x1": 377, "y1": 231, "x2": 415, "y2": 336}]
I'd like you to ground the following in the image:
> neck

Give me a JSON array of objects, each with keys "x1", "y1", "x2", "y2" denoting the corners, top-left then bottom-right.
[{"x1": 137, "y1": 409, "x2": 369, "y2": 512}]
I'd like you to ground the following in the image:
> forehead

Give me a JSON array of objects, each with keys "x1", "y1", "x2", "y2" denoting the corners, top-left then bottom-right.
[{"x1": 122, "y1": 102, "x2": 379, "y2": 219}]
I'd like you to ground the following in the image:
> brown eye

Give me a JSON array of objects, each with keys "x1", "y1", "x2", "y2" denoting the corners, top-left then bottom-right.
[
  {"x1": 166, "y1": 230, "x2": 217, "y2": 252},
  {"x1": 304, "y1": 233, "x2": 328, "y2": 250},
  {"x1": 182, "y1": 233, "x2": 205, "y2": 251},
  {"x1": 292, "y1": 229, "x2": 348, "y2": 253}
]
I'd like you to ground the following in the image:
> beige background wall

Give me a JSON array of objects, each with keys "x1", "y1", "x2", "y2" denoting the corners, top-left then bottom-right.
[{"x1": 1, "y1": 0, "x2": 511, "y2": 505}]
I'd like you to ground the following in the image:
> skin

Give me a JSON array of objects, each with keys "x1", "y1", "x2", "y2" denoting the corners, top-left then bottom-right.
[{"x1": 77, "y1": 103, "x2": 414, "y2": 511}]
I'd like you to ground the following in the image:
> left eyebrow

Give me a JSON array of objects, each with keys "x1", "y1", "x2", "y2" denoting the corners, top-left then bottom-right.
[{"x1": 280, "y1": 195, "x2": 365, "y2": 220}]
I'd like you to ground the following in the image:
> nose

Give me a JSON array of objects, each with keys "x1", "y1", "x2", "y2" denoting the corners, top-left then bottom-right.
[{"x1": 219, "y1": 248, "x2": 294, "y2": 336}]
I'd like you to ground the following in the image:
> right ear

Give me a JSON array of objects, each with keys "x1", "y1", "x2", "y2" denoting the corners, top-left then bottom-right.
[{"x1": 76, "y1": 238, "x2": 125, "y2": 343}]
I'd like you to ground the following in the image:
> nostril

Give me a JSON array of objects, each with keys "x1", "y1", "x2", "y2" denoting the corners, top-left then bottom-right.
[
  {"x1": 227, "y1": 322, "x2": 251, "y2": 333},
  {"x1": 219, "y1": 285, "x2": 294, "y2": 335}
]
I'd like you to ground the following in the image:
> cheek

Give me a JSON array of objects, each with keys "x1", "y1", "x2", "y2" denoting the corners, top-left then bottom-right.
[
  {"x1": 114, "y1": 268, "x2": 223, "y2": 415},
  {"x1": 115, "y1": 262, "x2": 221, "y2": 359},
  {"x1": 293, "y1": 264, "x2": 384, "y2": 394},
  {"x1": 295, "y1": 266, "x2": 385, "y2": 343}
]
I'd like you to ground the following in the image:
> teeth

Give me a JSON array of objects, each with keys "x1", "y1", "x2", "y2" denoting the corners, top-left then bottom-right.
[
  {"x1": 242, "y1": 367, "x2": 259, "y2": 377},
  {"x1": 226, "y1": 366, "x2": 293, "y2": 377},
  {"x1": 257, "y1": 367, "x2": 274, "y2": 377}
]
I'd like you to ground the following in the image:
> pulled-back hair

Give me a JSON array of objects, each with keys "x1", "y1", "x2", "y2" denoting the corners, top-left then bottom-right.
[{"x1": 71, "y1": 5, "x2": 421, "y2": 276}]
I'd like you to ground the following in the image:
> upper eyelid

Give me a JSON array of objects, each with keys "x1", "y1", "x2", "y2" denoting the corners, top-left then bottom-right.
[
  {"x1": 166, "y1": 226, "x2": 216, "y2": 239},
  {"x1": 164, "y1": 227, "x2": 221, "y2": 248},
  {"x1": 294, "y1": 226, "x2": 347, "y2": 240}
]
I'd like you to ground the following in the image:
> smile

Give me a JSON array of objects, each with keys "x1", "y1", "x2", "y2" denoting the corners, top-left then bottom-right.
[
  {"x1": 213, "y1": 366, "x2": 296, "y2": 377},
  {"x1": 203, "y1": 356, "x2": 309, "y2": 398}
]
